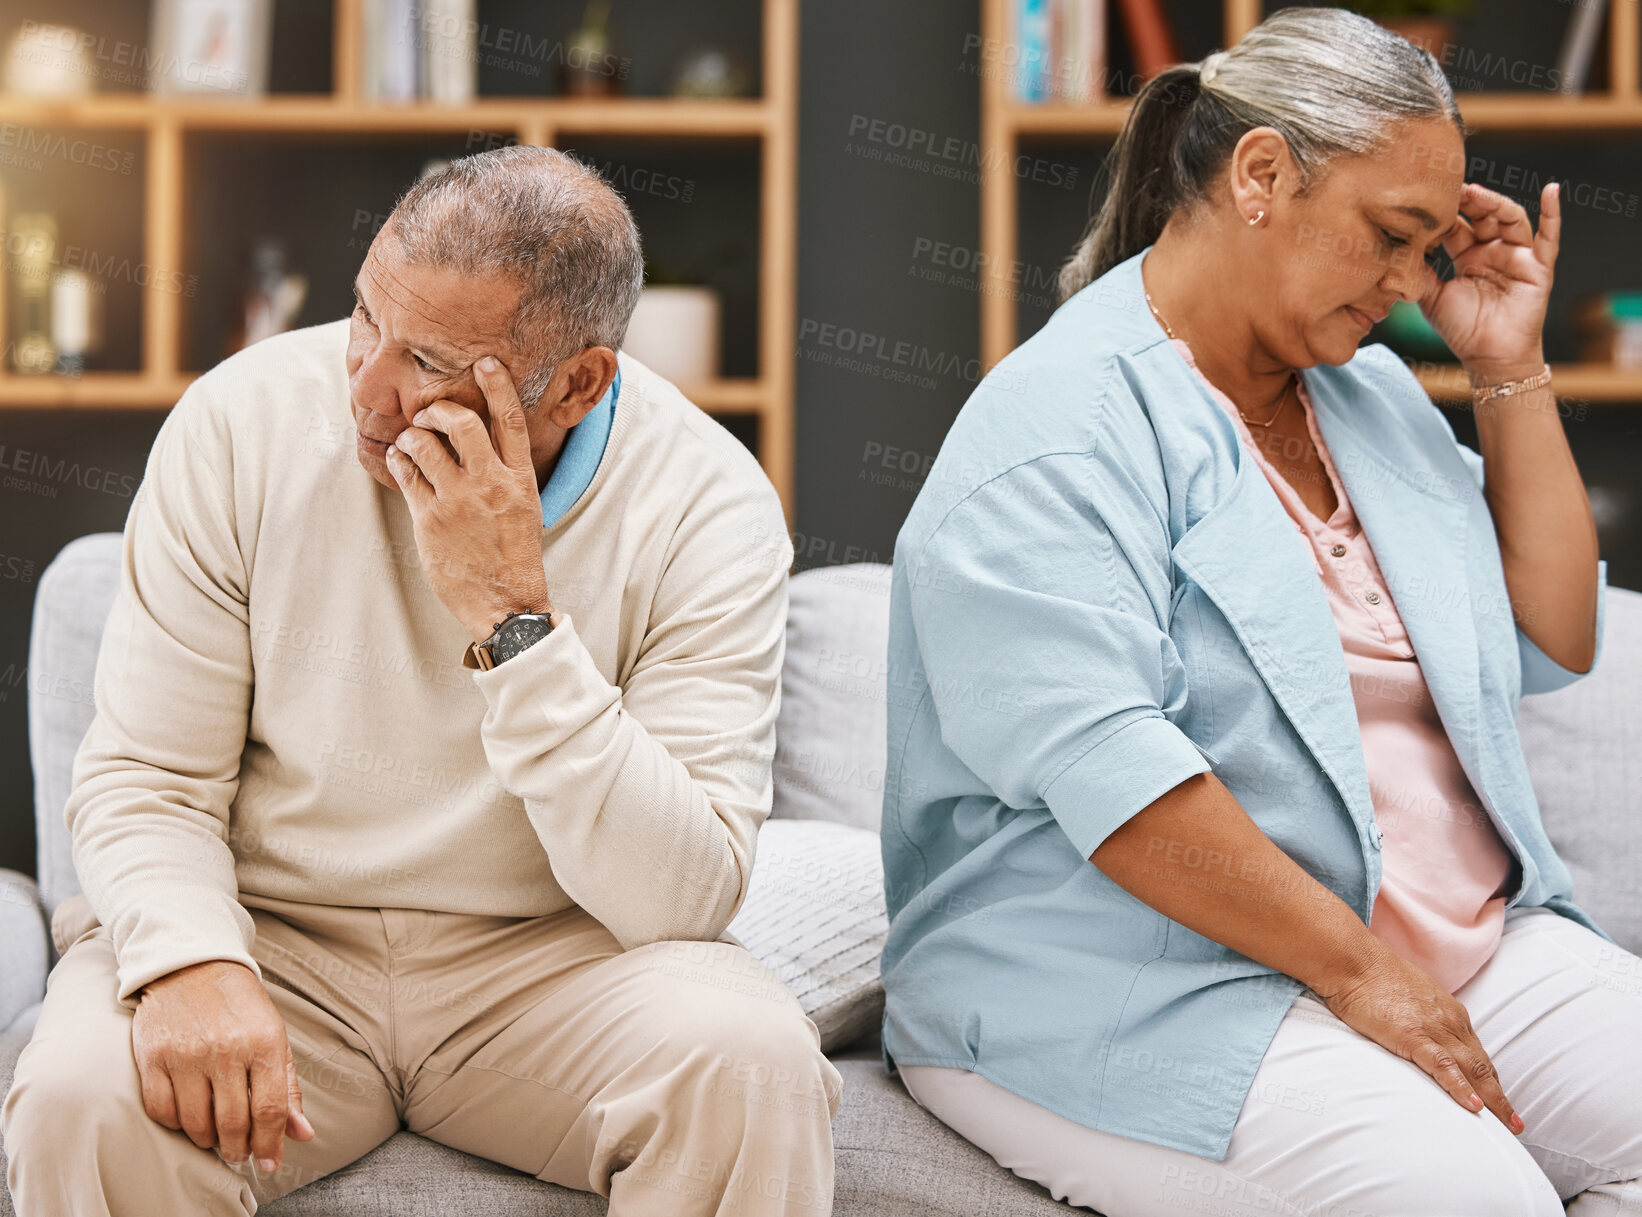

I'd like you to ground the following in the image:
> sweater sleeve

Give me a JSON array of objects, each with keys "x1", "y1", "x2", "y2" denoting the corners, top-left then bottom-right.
[
  {"x1": 64, "y1": 385, "x2": 260, "y2": 1009},
  {"x1": 468, "y1": 479, "x2": 794, "y2": 950}
]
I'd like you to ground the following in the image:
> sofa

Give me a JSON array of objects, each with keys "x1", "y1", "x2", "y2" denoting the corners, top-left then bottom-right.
[{"x1": 3, "y1": 537, "x2": 1640, "y2": 1215}]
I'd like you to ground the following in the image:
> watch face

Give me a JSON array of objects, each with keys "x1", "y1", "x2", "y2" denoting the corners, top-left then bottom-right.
[{"x1": 494, "y1": 615, "x2": 553, "y2": 663}]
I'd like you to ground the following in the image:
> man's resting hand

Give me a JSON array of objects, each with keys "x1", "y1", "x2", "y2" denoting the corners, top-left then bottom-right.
[{"x1": 131, "y1": 960, "x2": 316, "y2": 1173}]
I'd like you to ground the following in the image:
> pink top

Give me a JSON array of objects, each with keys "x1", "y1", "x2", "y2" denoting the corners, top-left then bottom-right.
[{"x1": 1173, "y1": 339, "x2": 1515, "y2": 993}]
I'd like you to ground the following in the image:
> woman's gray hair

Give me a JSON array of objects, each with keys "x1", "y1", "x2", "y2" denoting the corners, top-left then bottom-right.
[
  {"x1": 387, "y1": 144, "x2": 644, "y2": 409},
  {"x1": 1057, "y1": 6, "x2": 1468, "y2": 302}
]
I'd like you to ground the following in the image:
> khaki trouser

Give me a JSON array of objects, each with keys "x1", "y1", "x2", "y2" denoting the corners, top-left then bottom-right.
[{"x1": 2, "y1": 889, "x2": 843, "y2": 1216}]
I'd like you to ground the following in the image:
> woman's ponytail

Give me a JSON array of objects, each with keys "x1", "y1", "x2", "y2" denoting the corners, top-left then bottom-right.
[{"x1": 1057, "y1": 63, "x2": 1205, "y2": 302}]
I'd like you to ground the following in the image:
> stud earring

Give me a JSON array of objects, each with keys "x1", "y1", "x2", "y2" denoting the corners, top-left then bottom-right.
[{"x1": 1247, "y1": 210, "x2": 1265, "y2": 226}]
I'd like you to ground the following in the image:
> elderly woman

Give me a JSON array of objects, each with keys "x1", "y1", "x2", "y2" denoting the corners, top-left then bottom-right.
[{"x1": 879, "y1": 7, "x2": 1641, "y2": 1214}]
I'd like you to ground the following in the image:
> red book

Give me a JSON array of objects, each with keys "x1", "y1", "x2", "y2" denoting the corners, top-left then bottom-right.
[{"x1": 1114, "y1": 0, "x2": 1181, "y2": 83}]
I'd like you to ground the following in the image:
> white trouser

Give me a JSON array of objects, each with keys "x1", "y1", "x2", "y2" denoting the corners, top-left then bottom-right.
[{"x1": 899, "y1": 905, "x2": 1642, "y2": 1216}]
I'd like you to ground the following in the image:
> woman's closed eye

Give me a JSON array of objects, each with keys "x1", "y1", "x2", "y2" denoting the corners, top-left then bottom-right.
[{"x1": 1380, "y1": 228, "x2": 1445, "y2": 268}]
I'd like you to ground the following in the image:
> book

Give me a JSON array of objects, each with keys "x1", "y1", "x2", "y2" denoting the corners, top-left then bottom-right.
[
  {"x1": 1113, "y1": 0, "x2": 1180, "y2": 84},
  {"x1": 371, "y1": 0, "x2": 420, "y2": 102},
  {"x1": 1015, "y1": 0, "x2": 1050, "y2": 102},
  {"x1": 421, "y1": 0, "x2": 478, "y2": 105},
  {"x1": 1019, "y1": 0, "x2": 1111, "y2": 103}
]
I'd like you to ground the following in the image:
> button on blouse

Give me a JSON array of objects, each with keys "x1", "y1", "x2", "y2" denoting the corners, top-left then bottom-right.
[{"x1": 1172, "y1": 338, "x2": 1516, "y2": 994}]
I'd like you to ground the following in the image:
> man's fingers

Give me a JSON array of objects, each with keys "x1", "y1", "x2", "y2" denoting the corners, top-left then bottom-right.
[
  {"x1": 407, "y1": 399, "x2": 501, "y2": 476},
  {"x1": 213, "y1": 1063, "x2": 254, "y2": 1164},
  {"x1": 248, "y1": 1042, "x2": 290, "y2": 1167},
  {"x1": 391, "y1": 424, "x2": 462, "y2": 495},
  {"x1": 173, "y1": 1071, "x2": 219, "y2": 1150},
  {"x1": 385, "y1": 444, "x2": 432, "y2": 508},
  {"x1": 137, "y1": 1056, "x2": 182, "y2": 1131},
  {"x1": 473, "y1": 355, "x2": 534, "y2": 476},
  {"x1": 286, "y1": 1042, "x2": 315, "y2": 1142}
]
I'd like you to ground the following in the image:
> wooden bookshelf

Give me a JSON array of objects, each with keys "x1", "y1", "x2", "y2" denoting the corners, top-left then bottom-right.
[
  {"x1": 978, "y1": 0, "x2": 1642, "y2": 404},
  {"x1": 0, "y1": 0, "x2": 801, "y2": 525}
]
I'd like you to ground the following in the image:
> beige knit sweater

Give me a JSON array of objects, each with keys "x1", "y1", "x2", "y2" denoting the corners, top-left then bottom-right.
[{"x1": 64, "y1": 319, "x2": 794, "y2": 1008}]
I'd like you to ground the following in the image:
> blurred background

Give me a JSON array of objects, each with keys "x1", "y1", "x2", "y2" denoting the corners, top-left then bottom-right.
[{"x1": 1, "y1": 0, "x2": 1638, "y2": 875}]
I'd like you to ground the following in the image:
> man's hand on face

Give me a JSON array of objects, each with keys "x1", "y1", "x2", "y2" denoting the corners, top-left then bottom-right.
[
  {"x1": 384, "y1": 355, "x2": 555, "y2": 645},
  {"x1": 131, "y1": 960, "x2": 315, "y2": 1174}
]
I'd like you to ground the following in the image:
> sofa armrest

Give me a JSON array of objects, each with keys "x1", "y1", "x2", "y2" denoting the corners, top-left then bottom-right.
[{"x1": 0, "y1": 869, "x2": 49, "y2": 1031}]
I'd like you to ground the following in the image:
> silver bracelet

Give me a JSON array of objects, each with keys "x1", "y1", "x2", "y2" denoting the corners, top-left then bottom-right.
[{"x1": 1469, "y1": 363, "x2": 1552, "y2": 405}]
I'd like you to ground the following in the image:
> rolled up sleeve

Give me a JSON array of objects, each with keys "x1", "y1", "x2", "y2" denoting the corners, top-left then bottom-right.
[{"x1": 904, "y1": 453, "x2": 1209, "y2": 861}]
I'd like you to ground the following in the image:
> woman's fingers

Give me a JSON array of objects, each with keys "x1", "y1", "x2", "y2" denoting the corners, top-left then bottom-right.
[
  {"x1": 1533, "y1": 181, "x2": 1562, "y2": 271},
  {"x1": 1460, "y1": 181, "x2": 1535, "y2": 246},
  {"x1": 1411, "y1": 1028, "x2": 1524, "y2": 1132}
]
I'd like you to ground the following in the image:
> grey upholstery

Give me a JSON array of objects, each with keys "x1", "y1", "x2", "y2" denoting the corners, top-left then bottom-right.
[{"x1": 2, "y1": 535, "x2": 1080, "y2": 1216}]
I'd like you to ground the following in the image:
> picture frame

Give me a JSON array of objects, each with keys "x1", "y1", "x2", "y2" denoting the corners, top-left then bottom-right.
[{"x1": 148, "y1": 0, "x2": 273, "y2": 98}]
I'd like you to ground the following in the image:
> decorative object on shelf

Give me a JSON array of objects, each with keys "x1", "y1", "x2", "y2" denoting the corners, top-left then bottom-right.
[
  {"x1": 227, "y1": 237, "x2": 308, "y2": 356},
  {"x1": 3, "y1": 22, "x2": 96, "y2": 97},
  {"x1": 420, "y1": 0, "x2": 477, "y2": 105},
  {"x1": 560, "y1": 0, "x2": 622, "y2": 97},
  {"x1": 622, "y1": 285, "x2": 722, "y2": 385},
  {"x1": 1371, "y1": 299, "x2": 1456, "y2": 362},
  {"x1": 1011, "y1": 0, "x2": 1107, "y2": 101},
  {"x1": 1336, "y1": 0, "x2": 1471, "y2": 60},
  {"x1": 1556, "y1": 0, "x2": 1610, "y2": 98},
  {"x1": 149, "y1": 0, "x2": 273, "y2": 99},
  {"x1": 10, "y1": 212, "x2": 58, "y2": 375},
  {"x1": 1577, "y1": 291, "x2": 1642, "y2": 369},
  {"x1": 50, "y1": 269, "x2": 103, "y2": 375},
  {"x1": 671, "y1": 48, "x2": 753, "y2": 99}
]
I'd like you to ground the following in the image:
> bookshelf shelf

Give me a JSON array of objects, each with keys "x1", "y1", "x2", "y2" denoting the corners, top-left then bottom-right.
[
  {"x1": 0, "y1": 372, "x2": 772, "y2": 412},
  {"x1": 979, "y1": 0, "x2": 1642, "y2": 406},
  {"x1": 1005, "y1": 95, "x2": 1642, "y2": 140},
  {"x1": 0, "y1": 96, "x2": 776, "y2": 138},
  {"x1": 0, "y1": 0, "x2": 800, "y2": 524}
]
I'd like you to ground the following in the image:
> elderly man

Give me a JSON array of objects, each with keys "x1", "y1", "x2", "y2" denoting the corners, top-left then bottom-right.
[{"x1": 1, "y1": 145, "x2": 837, "y2": 1216}]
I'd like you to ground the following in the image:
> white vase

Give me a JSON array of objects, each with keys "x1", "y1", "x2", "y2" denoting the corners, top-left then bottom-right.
[{"x1": 621, "y1": 286, "x2": 722, "y2": 385}]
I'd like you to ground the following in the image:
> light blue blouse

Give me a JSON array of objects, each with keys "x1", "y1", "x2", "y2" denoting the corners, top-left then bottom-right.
[{"x1": 878, "y1": 243, "x2": 1611, "y2": 1161}]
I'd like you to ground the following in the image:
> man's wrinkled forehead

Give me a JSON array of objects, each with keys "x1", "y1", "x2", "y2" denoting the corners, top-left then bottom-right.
[{"x1": 355, "y1": 237, "x2": 505, "y2": 371}]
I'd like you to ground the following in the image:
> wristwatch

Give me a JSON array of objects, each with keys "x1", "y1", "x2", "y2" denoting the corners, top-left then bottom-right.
[{"x1": 463, "y1": 609, "x2": 554, "y2": 671}]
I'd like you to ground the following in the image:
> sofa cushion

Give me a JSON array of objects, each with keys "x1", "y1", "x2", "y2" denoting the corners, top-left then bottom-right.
[
  {"x1": 28, "y1": 532, "x2": 123, "y2": 920},
  {"x1": 0, "y1": 873, "x2": 46, "y2": 1034},
  {"x1": 829, "y1": 1056, "x2": 1084, "y2": 1216},
  {"x1": 772, "y1": 563, "x2": 893, "y2": 832},
  {"x1": 1518, "y1": 585, "x2": 1642, "y2": 956},
  {"x1": 726, "y1": 819, "x2": 886, "y2": 1053}
]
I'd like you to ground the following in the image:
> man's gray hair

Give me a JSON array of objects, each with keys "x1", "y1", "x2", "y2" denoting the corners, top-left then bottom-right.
[{"x1": 387, "y1": 144, "x2": 644, "y2": 409}]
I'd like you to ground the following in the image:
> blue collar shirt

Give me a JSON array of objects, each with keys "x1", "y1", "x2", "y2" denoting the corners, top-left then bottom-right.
[{"x1": 539, "y1": 366, "x2": 620, "y2": 528}]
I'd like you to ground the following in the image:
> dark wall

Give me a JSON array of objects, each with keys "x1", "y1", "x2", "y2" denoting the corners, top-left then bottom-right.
[{"x1": 3, "y1": 0, "x2": 1640, "y2": 877}]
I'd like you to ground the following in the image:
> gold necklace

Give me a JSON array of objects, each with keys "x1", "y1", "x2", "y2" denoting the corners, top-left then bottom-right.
[{"x1": 1145, "y1": 288, "x2": 1294, "y2": 429}]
